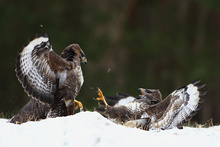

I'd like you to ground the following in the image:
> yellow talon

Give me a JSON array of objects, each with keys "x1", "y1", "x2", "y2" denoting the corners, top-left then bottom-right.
[
  {"x1": 96, "y1": 88, "x2": 108, "y2": 107},
  {"x1": 74, "y1": 99, "x2": 83, "y2": 110}
]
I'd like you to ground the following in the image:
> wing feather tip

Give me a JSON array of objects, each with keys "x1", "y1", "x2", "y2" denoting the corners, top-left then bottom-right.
[
  {"x1": 191, "y1": 79, "x2": 201, "y2": 86},
  {"x1": 199, "y1": 97, "x2": 205, "y2": 103},
  {"x1": 190, "y1": 110, "x2": 197, "y2": 117},
  {"x1": 199, "y1": 90, "x2": 207, "y2": 97},
  {"x1": 196, "y1": 83, "x2": 206, "y2": 89}
]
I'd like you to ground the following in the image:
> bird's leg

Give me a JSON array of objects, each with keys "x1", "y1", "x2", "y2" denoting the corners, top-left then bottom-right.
[
  {"x1": 74, "y1": 99, "x2": 83, "y2": 111},
  {"x1": 96, "y1": 88, "x2": 108, "y2": 107}
]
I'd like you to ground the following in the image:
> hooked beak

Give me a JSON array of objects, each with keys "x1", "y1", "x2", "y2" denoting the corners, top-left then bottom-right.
[
  {"x1": 81, "y1": 56, "x2": 87, "y2": 64},
  {"x1": 138, "y1": 88, "x2": 153, "y2": 95},
  {"x1": 79, "y1": 51, "x2": 87, "y2": 64},
  {"x1": 138, "y1": 88, "x2": 146, "y2": 95},
  {"x1": 79, "y1": 50, "x2": 87, "y2": 64}
]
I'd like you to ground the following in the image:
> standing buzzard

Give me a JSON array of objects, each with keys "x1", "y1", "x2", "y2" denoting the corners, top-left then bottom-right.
[
  {"x1": 10, "y1": 34, "x2": 87, "y2": 124},
  {"x1": 95, "y1": 80, "x2": 206, "y2": 130}
]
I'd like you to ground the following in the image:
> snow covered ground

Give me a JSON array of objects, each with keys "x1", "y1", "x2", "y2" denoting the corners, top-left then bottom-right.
[{"x1": 0, "y1": 111, "x2": 219, "y2": 147}]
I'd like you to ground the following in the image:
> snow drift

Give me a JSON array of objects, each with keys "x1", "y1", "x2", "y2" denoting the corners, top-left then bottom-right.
[{"x1": 0, "y1": 111, "x2": 219, "y2": 147}]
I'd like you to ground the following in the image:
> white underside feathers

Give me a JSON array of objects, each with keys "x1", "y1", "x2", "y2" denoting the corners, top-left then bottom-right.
[
  {"x1": 159, "y1": 81, "x2": 206, "y2": 129},
  {"x1": 114, "y1": 96, "x2": 136, "y2": 107},
  {"x1": 134, "y1": 80, "x2": 206, "y2": 130},
  {"x1": 23, "y1": 37, "x2": 49, "y2": 54}
]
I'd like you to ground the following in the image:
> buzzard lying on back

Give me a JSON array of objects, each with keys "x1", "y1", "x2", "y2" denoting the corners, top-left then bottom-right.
[
  {"x1": 95, "y1": 88, "x2": 162, "y2": 124},
  {"x1": 95, "y1": 80, "x2": 206, "y2": 130},
  {"x1": 10, "y1": 34, "x2": 87, "y2": 124}
]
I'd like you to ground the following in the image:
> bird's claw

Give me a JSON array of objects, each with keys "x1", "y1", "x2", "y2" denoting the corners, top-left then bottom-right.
[
  {"x1": 96, "y1": 88, "x2": 108, "y2": 106},
  {"x1": 74, "y1": 99, "x2": 83, "y2": 110}
]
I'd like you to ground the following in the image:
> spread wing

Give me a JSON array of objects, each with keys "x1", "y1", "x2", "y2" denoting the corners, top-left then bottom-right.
[
  {"x1": 124, "y1": 80, "x2": 206, "y2": 130},
  {"x1": 16, "y1": 34, "x2": 71, "y2": 105},
  {"x1": 143, "y1": 80, "x2": 206, "y2": 130}
]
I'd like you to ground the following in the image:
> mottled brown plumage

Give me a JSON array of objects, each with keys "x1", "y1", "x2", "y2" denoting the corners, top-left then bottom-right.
[
  {"x1": 138, "y1": 88, "x2": 162, "y2": 105},
  {"x1": 95, "y1": 89, "x2": 161, "y2": 123},
  {"x1": 10, "y1": 34, "x2": 87, "y2": 124},
  {"x1": 96, "y1": 80, "x2": 206, "y2": 130},
  {"x1": 10, "y1": 99, "x2": 50, "y2": 124}
]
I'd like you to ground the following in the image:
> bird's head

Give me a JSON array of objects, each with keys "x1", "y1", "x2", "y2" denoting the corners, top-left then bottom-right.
[
  {"x1": 61, "y1": 44, "x2": 87, "y2": 64},
  {"x1": 138, "y1": 88, "x2": 162, "y2": 104}
]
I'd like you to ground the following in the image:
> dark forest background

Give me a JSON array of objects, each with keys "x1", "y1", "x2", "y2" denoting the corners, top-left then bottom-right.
[{"x1": 0, "y1": 0, "x2": 220, "y2": 125}]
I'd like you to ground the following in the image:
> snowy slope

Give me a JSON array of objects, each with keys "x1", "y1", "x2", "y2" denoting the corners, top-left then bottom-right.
[{"x1": 0, "y1": 111, "x2": 219, "y2": 147}]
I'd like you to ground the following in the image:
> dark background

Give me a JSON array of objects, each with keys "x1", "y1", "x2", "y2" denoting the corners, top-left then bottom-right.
[{"x1": 0, "y1": 0, "x2": 219, "y2": 125}]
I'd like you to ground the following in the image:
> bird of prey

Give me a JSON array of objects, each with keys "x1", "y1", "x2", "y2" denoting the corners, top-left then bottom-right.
[
  {"x1": 95, "y1": 80, "x2": 206, "y2": 130},
  {"x1": 10, "y1": 34, "x2": 87, "y2": 124},
  {"x1": 95, "y1": 88, "x2": 162, "y2": 124}
]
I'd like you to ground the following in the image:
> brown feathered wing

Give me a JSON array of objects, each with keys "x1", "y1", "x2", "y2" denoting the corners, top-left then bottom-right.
[
  {"x1": 125, "y1": 80, "x2": 206, "y2": 130},
  {"x1": 16, "y1": 34, "x2": 71, "y2": 106}
]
